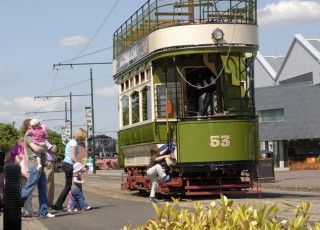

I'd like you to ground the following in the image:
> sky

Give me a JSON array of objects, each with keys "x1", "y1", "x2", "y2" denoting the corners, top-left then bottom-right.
[{"x1": 0, "y1": 0, "x2": 319, "y2": 139}]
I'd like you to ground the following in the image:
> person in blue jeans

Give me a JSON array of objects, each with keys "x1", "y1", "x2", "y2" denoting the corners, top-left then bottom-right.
[
  {"x1": 68, "y1": 162, "x2": 91, "y2": 212},
  {"x1": 21, "y1": 119, "x2": 55, "y2": 218},
  {"x1": 53, "y1": 128, "x2": 87, "y2": 211}
]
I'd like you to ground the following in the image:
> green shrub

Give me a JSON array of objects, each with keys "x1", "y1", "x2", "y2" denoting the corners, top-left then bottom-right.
[{"x1": 122, "y1": 195, "x2": 320, "y2": 230}]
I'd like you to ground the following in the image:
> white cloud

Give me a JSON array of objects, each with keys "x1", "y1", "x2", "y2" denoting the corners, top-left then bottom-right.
[
  {"x1": 58, "y1": 36, "x2": 90, "y2": 47},
  {"x1": 259, "y1": 0, "x2": 320, "y2": 27},
  {"x1": 95, "y1": 85, "x2": 118, "y2": 98},
  {"x1": 0, "y1": 97, "x2": 12, "y2": 106},
  {"x1": 13, "y1": 96, "x2": 65, "y2": 112}
]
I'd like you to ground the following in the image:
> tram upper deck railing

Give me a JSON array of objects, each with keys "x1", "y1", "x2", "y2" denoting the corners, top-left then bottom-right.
[{"x1": 113, "y1": 0, "x2": 257, "y2": 58}]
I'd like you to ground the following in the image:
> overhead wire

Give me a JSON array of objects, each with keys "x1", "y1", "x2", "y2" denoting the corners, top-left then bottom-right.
[
  {"x1": 65, "y1": 0, "x2": 120, "y2": 64},
  {"x1": 58, "y1": 46, "x2": 112, "y2": 65},
  {"x1": 37, "y1": 79, "x2": 90, "y2": 97},
  {"x1": 28, "y1": 1, "x2": 120, "y2": 135}
]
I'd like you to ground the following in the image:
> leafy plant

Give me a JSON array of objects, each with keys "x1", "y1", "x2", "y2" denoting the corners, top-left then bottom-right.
[{"x1": 121, "y1": 195, "x2": 319, "y2": 230}]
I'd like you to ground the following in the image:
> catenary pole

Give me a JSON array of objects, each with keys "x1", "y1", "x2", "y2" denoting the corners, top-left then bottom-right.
[{"x1": 90, "y1": 68, "x2": 96, "y2": 174}]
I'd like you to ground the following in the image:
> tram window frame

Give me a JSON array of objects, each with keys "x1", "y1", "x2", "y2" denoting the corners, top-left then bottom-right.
[
  {"x1": 155, "y1": 83, "x2": 181, "y2": 119},
  {"x1": 121, "y1": 95, "x2": 129, "y2": 126},
  {"x1": 121, "y1": 83, "x2": 124, "y2": 93},
  {"x1": 119, "y1": 80, "x2": 152, "y2": 128},
  {"x1": 141, "y1": 71, "x2": 145, "y2": 83},
  {"x1": 146, "y1": 69, "x2": 151, "y2": 80},
  {"x1": 130, "y1": 78, "x2": 134, "y2": 88},
  {"x1": 131, "y1": 91, "x2": 140, "y2": 124},
  {"x1": 142, "y1": 86, "x2": 152, "y2": 121}
]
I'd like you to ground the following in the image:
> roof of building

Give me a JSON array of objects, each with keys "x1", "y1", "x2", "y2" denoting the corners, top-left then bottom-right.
[
  {"x1": 308, "y1": 39, "x2": 320, "y2": 53},
  {"x1": 264, "y1": 56, "x2": 285, "y2": 72},
  {"x1": 256, "y1": 34, "x2": 320, "y2": 87},
  {"x1": 256, "y1": 52, "x2": 277, "y2": 79},
  {"x1": 274, "y1": 34, "x2": 320, "y2": 82}
]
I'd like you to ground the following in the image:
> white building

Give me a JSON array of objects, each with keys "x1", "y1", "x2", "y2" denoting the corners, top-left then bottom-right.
[{"x1": 255, "y1": 34, "x2": 320, "y2": 167}]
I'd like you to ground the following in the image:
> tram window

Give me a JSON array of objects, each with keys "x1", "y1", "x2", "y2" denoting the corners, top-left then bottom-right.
[
  {"x1": 130, "y1": 78, "x2": 134, "y2": 88},
  {"x1": 146, "y1": 69, "x2": 151, "y2": 80},
  {"x1": 141, "y1": 72, "x2": 145, "y2": 83},
  {"x1": 121, "y1": 95, "x2": 129, "y2": 126},
  {"x1": 131, "y1": 91, "x2": 140, "y2": 124},
  {"x1": 142, "y1": 86, "x2": 151, "y2": 121},
  {"x1": 155, "y1": 84, "x2": 181, "y2": 118},
  {"x1": 185, "y1": 68, "x2": 217, "y2": 117}
]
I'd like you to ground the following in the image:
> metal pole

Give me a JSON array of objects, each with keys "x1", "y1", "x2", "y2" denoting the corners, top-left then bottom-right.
[
  {"x1": 90, "y1": 68, "x2": 96, "y2": 174},
  {"x1": 65, "y1": 102, "x2": 68, "y2": 122},
  {"x1": 164, "y1": 59, "x2": 170, "y2": 145},
  {"x1": 70, "y1": 92, "x2": 73, "y2": 138}
]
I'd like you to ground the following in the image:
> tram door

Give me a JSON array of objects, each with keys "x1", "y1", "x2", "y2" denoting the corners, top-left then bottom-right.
[{"x1": 184, "y1": 67, "x2": 218, "y2": 117}]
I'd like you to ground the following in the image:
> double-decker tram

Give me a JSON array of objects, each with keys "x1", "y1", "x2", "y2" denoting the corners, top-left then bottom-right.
[{"x1": 113, "y1": 0, "x2": 263, "y2": 195}]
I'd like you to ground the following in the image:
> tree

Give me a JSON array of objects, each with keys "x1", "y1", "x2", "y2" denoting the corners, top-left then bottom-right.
[
  {"x1": 0, "y1": 122, "x2": 65, "y2": 162},
  {"x1": 47, "y1": 130, "x2": 65, "y2": 162},
  {"x1": 0, "y1": 123, "x2": 20, "y2": 153}
]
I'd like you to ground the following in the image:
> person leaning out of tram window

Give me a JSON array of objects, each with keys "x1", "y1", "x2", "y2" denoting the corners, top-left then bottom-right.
[
  {"x1": 146, "y1": 147, "x2": 171, "y2": 203},
  {"x1": 52, "y1": 128, "x2": 87, "y2": 211}
]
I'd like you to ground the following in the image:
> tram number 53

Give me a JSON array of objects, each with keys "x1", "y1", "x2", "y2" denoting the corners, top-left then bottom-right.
[{"x1": 210, "y1": 135, "x2": 231, "y2": 148}]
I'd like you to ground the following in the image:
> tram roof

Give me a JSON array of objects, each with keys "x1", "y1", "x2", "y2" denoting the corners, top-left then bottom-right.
[{"x1": 113, "y1": 0, "x2": 257, "y2": 59}]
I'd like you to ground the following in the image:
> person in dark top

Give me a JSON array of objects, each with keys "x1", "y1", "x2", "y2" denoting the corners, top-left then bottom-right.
[{"x1": 146, "y1": 147, "x2": 171, "y2": 203}]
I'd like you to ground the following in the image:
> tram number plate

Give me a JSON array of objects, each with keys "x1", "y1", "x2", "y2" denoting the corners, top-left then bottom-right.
[{"x1": 210, "y1": 135, "x2": 230, "y2": 148}]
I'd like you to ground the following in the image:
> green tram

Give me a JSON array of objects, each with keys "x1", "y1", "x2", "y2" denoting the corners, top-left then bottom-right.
[{"x1": 113, "y1": 0, "x2": 262, "y2": 195}]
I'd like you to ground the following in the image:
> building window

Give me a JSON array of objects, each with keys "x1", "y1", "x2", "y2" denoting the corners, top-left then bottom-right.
[
  {"x1": 142, "y1": 86, "x2": 151, "y2": 121},
  {"x1": 131, "y1": 91, "x2": 139, "y2": 124},
  {"x1": 121, "y1": 95, "x2": 129, "y2": 126},
  {"x1": 258, "y1": 108, "x2": 284, "y2": 122}
]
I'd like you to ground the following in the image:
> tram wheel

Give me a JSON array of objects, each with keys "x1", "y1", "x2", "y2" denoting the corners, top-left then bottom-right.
[{"x1": 4, "y1": 164, "x2": 21, "y2": 230}]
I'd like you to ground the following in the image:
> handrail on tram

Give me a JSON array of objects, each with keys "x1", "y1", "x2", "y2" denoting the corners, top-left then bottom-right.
[{"x1": 113, "y1": 0, "x2": 257, "y2": 58}]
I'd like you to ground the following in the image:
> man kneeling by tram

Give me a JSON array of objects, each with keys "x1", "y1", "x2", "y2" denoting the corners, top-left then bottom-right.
[{"x1": 146, "y1": 147, "x2": 172, "y2": 203}]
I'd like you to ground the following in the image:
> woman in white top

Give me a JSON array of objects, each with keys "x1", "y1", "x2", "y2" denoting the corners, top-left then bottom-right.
[{"x1": 53, "y1": 128, "x2": 87, "y2": 210}]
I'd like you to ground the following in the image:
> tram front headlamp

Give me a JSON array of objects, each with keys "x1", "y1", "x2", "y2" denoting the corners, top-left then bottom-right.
[{"x1": 212, "y1": 28, "x2": 224, "y2": 41}]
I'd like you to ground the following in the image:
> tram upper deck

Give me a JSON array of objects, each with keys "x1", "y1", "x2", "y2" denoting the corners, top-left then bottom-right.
[{"x1": 113, "y1": 0, "x2": 257, "y2": 69}]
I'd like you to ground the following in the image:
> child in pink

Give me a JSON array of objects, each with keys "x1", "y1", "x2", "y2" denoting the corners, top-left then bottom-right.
[{"x1": 26, "y1": 118, "x2": 48, "y2": 171}]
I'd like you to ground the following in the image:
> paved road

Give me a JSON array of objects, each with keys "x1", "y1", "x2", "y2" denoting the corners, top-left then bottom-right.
[
  {"x1": 35, "y1": 184, "x2": 155, "y2": 230},
  {"x1": 2, "y1": 168, "x2": 320, "y2": 229}
]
